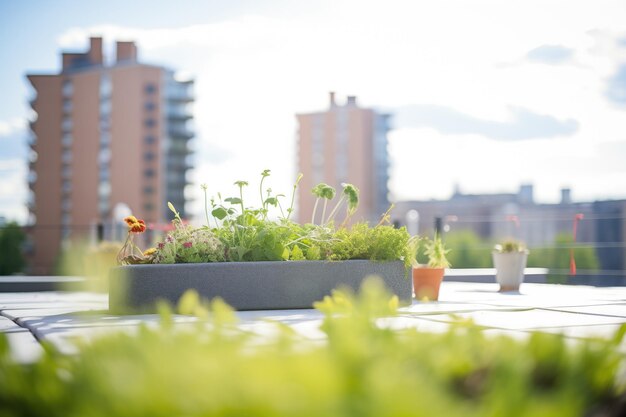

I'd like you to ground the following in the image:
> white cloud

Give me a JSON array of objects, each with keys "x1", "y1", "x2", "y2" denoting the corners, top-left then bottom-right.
[
  {"x1": 0, "y1": 159, "x2": 24, "y2": 171},
  {"x1": 0, "y1": 160, "x2": 28, "y2": 223},
  {"x1": 0, "y1": 118, "x2": 26, "y2": 138}
]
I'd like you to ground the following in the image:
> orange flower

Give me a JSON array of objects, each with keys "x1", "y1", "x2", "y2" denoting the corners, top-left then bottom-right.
[
  {"x1": 129, "y1": 219, "x2": 146, "y2": 233},
  {"x1": 124, "y1": 215, "x2": 146, "y2": 233},
  {"x1": 124, "y1": 216, "x2": 138, "y2": 226}
]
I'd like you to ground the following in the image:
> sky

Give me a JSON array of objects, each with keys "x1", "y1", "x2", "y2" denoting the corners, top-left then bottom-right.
[{"x1": 1, "y1": 0, "x2": 626, "y2": 224}]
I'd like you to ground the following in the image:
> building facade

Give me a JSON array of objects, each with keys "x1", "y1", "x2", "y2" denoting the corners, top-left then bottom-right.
[
  {"x1": 296, "y1": 93, "x2": 390, "y2": 225},
  {"x1": 26, "y1": 37, "x2": 194, "y2": 274},
  {"x1": 392, "y1": 185, "x2": 626, "y2": 274}
]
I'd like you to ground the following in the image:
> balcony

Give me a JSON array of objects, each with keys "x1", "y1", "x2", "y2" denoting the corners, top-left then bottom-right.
[
  {"x1": 166, "y1": 176, "x2": 190, "y2": 189},
  {"x1": 168, "y1": 124, "x2": 194, "y2": 139},
  {"x1": 166, "y1": 107, "x2": 193, "y2": 121},
  {"x1": 166, "y1": 161, "x2": 193, "y2": 173},
  {"x1": 167, "y1": 147, "x2": 191, "y2": 157},
  {"x1": 166, "y1": 84, "x2": 194, "y2": 102},
  {"x1": 27, "y1": 135, "x2": 37, "y2": 149}
]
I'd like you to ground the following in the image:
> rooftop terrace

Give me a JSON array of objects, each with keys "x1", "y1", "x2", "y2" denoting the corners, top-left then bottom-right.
[{"x1": 2, "y1": 280, "x2": 626, "y2": 363}]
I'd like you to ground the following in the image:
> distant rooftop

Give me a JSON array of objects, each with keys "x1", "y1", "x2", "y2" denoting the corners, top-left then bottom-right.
[{"x1": 61, "y1": 37, "x2": 138, "y2": 72}]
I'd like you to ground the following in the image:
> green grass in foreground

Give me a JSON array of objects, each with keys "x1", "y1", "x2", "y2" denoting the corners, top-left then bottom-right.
[{"x1": 1, "y1": 278, "x2": 625, "y2": 417}]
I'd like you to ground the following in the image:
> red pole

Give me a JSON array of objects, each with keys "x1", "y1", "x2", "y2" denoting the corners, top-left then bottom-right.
[
  {"x1": 570, "y1": 213, "x2": 584, "y2": 275},
  {"x1": 506, "y1": 215, "x2": 520, "y2": 228}
]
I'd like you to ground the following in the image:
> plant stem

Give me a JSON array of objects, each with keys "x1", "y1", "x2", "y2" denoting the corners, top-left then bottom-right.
[
  {"x1": 116, "y1": 232, "x2": 131, "y2": 263},
  {"x1": 239, "y1": 185, "x2": 245, "y2": 220},
  {"x1": 311, "y1": 198, "x2": 320, "y2": 224},
  {"x1": 376, "y1": 203, "x2": 395, "y2": 227},
  {"x1": 277, "y1": 199, "x2": 286, "y2": 219},
  {"x1": 325, "y1": 196, "x2": 345, "y2": 225},
  {"x1": 203, "y1": 187, "x2": 210, "y2": 228},
  {"x1": 286, "y1": 173, "x2": 302, "y2": 221},
  {"x1": 259, "y1": 175, "x2": 266, "y2": 220},
  {"x1": 321, "y1": 199, "x2": 329, "y2": 225}
]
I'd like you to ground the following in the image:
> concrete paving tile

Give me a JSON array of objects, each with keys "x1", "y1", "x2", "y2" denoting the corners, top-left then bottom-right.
[
  {"x1": 288, "y1": 320, "x2": 327, "y2": 340},
  {"x1": 376, "y1": 316, "x2": 452, "y2": 333},
  {"x1": 0, "y1": 301, "x2": 105, "y2": 310},
  {"x1": 542, "y1": 304, "x2": 626, "y2": 318},
  {"x1": 439, "y1": 282, "x2": 626, "y2": 309},
  {"x1": 399, "y1": 302, "x2": 527, "y2": 316},
  {"x1": 0, "y1": 291, "x2": 107, "y2": 304},
  {"x1": 3, "y1": 307, "x2": 106, "y2": 322},
  {"x1": 23, "y1": 313, "x2": 197, "y2": 337},
  {"x1": 236, "y1": 309, "x2": 325, "y2": 324},
  {"x1": 416, "y1": 308, "x2": 626, "y2": 330},
  {"x1": 0, "y1": 316, "x2": 18, "y2": 331},
  {"x1": 0, "y1": 316, "x2": 44, "y2": 363},
  {"x1": 4, "y1": 330, "x2": 45, "y2": 363},
  {"x1": 33, "y1": 319, "x2": 203, "y2": 354}
]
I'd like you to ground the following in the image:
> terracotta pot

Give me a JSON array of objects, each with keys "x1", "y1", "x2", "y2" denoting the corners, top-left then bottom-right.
[{"x1": 412, "y1": 267, "x2": 445, "y2": 301}]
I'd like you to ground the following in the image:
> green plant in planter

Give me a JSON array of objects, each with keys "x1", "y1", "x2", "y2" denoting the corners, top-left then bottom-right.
[
  {"x1": 409, "y1": 235, "x2": 451, "y2": 269},
  {"x1": 128, "y1": 170, "x2": 413, "y2": 266},
  {"x1": 494, "y1": 239, "x2": 528, "y2": 254},
  {"x1": 425, "y1": 235, "x2": 451, "y2": 268}
]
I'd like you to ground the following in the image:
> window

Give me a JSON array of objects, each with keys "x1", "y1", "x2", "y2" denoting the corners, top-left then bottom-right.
[
  {"x1": 143, "y1": 186, "x2": 155, "y2": 195},
  {"x1": 62, "y1": 180, "x2": 71, "y2": 193},
  {"x1": 99, "y1": 149, "x2": 111, "y2": 164},
  {"x1": 100, "y1": 73, "x2": 112, "y2": 98},
  {"x1": 143, "y1": 203, "x2": 155, "y2": 212},
  {"x1": 100, "y1": 132, "x2": 111, "y2": 147},
  {"x1": 62, "y1": 149, "x2": 72, "y2": 164},
  {"x1": 62, "y1": 133, "x2": 72, "y2": 147},
  {"x1": 145, "y1": 101, "x2": 156, "y2": 111},
  {"x1": 63, "y1": 99, "x2": 72, "y2": 114},
  {"x1": 100, "y1": 119, "x2": 110, "y2": 132},
  {"x1": 145, "y1": 83, "x2": 157, "y2": 95},
  {"x1": 98, "y1": 182, "x2": 111, "y2": 197},
  {"x1": 99, "y1": 168, "x2": 110, "y2": 182},
  {"x1": 145, "y1": 135, "x2": 157, "y2": 145},
  {"x1": 98, "y1": 199, "x2": 109, "y2": 214},
  {"x1": 143, "y1": 152, "x2": 156, "y2": 162},
  {"x1": 144, "y1": 168, "x2": 156, "y2": 178},
  {"x1": 100, "y1": 99, "x2": 111, "y2": 116},
  {"x1": 62, "y1": 117, "x2": 73, "y2": 132},
  {"x1": 62, "y1": 80, "x2": 73, "y2": 97},
  {"x1": 144, "y1": 118, "x2": 156, "y2": 128}
]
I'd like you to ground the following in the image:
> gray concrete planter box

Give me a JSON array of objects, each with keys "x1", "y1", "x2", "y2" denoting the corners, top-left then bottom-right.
[{"x1": 109, "y1": 260, "x2": 411, "y2": 313}]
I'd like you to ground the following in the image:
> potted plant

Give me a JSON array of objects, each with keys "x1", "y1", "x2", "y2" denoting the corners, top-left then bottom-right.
[
  {"x1": 109, "y1": 170, "x2": 415, "y2": 312},
  {"x1": 492, "y1": 239, "x2": 528, "y2": 292},
  {"x1": 409, "y1": 235, "x2": 451, "y2": 301}
]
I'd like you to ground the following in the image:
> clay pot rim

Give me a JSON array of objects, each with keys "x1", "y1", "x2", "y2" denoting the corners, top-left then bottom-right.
[{"x1": 411, "y1": 266, "x2": 445, "y2": 270}]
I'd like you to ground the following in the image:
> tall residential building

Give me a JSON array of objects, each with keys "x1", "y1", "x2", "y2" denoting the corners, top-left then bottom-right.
[
  {"x1": 296, "y1": 93, "x2": 390, "y2": 225},
  {"x1": 26, "y1": 37, "x2": 194, "y2": 274}
]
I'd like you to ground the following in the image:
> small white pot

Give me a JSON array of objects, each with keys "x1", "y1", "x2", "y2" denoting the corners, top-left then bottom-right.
[{"x1": 492, "y1": 251, "x2": 528, "y2": 291}]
